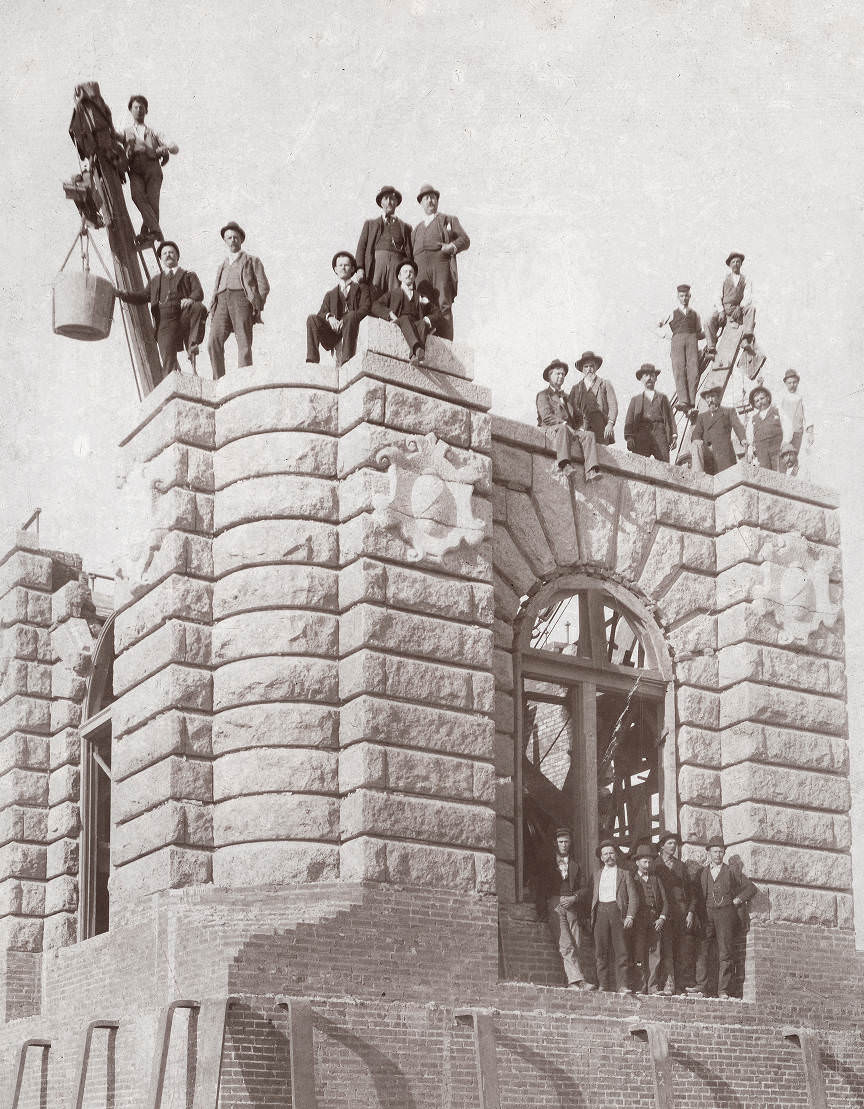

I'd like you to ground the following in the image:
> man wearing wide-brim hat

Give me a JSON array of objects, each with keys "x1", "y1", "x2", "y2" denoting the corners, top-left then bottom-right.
[
  {"x1": 306, "y1": 251, "x2": 372, "y2": 367},
  {"x1": 691, "y1": 836, "x2": 758, "y2": 999},
  {"x1": 410, "y1": 185, "x2": 470, "y2": 341},
  {"x1": 654, "y1": 830, "x2": 698, "y2": 994},
  {"x1": 747, "y1": 383, "x2": 784, "y2": 472},
  {"x1": 590, "y1": 839, "x2": 638, "y2": 993},
  {"x1": 630, "y1": 844, "x2": 669, "y2": 994},
  {"x1": 536, "y1": 360, "x2": 602, "y2": 482},
  {"x1": 355, "y1": 186, "x2": 413, "y2": 295},
  {"x1": 690, "y1": 383, "x2": 746, "y2": 475},
  {"x1": 568, "y1": 351, "x2": 618, "y2": 446},
  {"x1": 623, "y1": 364, "x2": 677, "y2": 462},
  {"x1": 705, "y1": 251, "x2": 756, "y2": 358},
  {"x1": 207, "y1": 222, "x2": 270, "y2": 379}
]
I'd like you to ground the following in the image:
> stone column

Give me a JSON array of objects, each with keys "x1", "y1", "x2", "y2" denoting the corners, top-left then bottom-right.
[
  {"x1": 110, "y1": 377, "x2": 216, "y2": 917},
  {"x1": 337, "y1": 319, "x2": 496, "y2": 893},
  {"x1": 210, "y1": 366, "x2": 341, "y2": 887}
]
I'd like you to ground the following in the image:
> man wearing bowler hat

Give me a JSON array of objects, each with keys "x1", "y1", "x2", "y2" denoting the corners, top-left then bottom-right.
[
  {"x1": 747, "y1": 384, "x2": 784, "y2": 471},
  {"x1": 590, "y1": 839, "x2": 638, "y2": 993},
  {"x1": 536, "y1": 360, "x2": 602, "y2": 482},
  {"x1": 355, "y1": 186, "x2": 413, "y2": 294},
  {"x1": 123, "y1": 94, "x2": 179, "y2": 247},
  {"x1": 690, "y1": 384, "x2": 747, "y2": 475},
  {"x1": 623, "y1": 364, "x2": 677, "y2": 462},
  {"x1": 537, "y1": 827, "x2": 595, "y2": 990},
  {"x1": 113, "y1": 240, "x2": 206, "y2": 382},
  {"x1": 569, "y1": 352, "x2": 618, "y2": 446},
  {"x1": 654, "y1": 831, "x2": 698, "y2": 993},
  {"x1": 207, "y1": 222, "x2": 270, "y2": 379},
  {"x1": 658, "y1": 284, "x2": 704, "y2": 411},
  {"x1": 372, "y1": 258, "x2": 443, "y2": 365},
  {"x1": 705, "y1": 251, "x2": 756, "y2": 357},
  {"x1": 778, "y1": 368, "x2": 813, "y2": 476},
  {"x1": 630, "y1": 844, "x2": 668, "y2": 994},
  {"x1": 306, "y1": 252, "x2": 372, "y2": 367},
  {"x1": 411, "y1": 185, "x2": 470, "y2": 341},
  {"x1": 692, "y1": 836, "x2": 758, "y2": 999}
]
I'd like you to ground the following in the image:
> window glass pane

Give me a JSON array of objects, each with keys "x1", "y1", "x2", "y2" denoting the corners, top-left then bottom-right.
[
  {"x1": 529, "y1": 592, "x2": 590, "y2": 656},
  {"x1": 596, "y1": 686, "x2": 659, "y2": 849}
]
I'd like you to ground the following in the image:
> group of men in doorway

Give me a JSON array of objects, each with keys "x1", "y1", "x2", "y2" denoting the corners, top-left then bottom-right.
[{"x1": 539, "y1": 827, "x2": 757, "y2": 999}]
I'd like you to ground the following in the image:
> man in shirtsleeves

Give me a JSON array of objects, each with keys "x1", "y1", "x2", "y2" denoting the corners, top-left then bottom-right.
[
  {"x1": 123, "y1": 94, "x2": 179, "y2": 248},
  {"x1": 658, "y1": 283, "x2": 704, "y2": 412},
  {"x1": 705, "y1": 251, "x2": 756, "y2": 356},
  {"x1": 411, "y1": 184, "x2": 470, "y2": 341},
  {"x1": 536, "y1": 827, "x2": 596, "y2": 990}
]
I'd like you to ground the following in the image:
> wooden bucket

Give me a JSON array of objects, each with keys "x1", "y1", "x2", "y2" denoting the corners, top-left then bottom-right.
[{"x1": 52, "y1": 271, "x2": 114, "y2": 340}]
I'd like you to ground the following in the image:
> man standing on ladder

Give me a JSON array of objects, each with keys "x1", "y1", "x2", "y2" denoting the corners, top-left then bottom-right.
[
  {"x1": 704, "y1": 252, "x2": 755, "y2": 359},
  {"x1": 123, "y1": 95, "x2": 178, "y2": 248}
]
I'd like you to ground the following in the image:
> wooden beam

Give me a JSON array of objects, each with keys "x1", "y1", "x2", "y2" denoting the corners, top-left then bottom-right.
[
  {"x1": 275, "y1": 997, "x2": 318, "y2": 1109},
  {"x1": 10, "y1": 1038, "x2": 50, "y2": 1109},
  {"x1": 191, "y1": 998, "x2": 230, "y2": 1109},
  {"x1": 146, "y1": 1000, "x2": 200, "y2": 1109},
  {"x1": 73, "y1": 1021, "x2": 119, "y2": 1109},
  {"x1": 783, "y1": 1028, "x2": 827, "y2": 1109},
  {"x1": 630, "y1": 1024, "x2": 674, "y2": 1109},
  {"x1": 455, "y1": 1008, "x2": 501, "y2": 1109}
]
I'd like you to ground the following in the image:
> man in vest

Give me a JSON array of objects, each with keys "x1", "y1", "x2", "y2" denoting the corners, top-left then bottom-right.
[
  {"x1": 747, "y1": 384, "x2": 784, "y2": 471},
  {"x1": 705, "y1": 252, "x2": 755, "y2": 357},
  {"x1": 623, "y1": 364, "x2": 677, "y2": 462},
  {"x1": 690, "y1": 384, "x2": 747, "y2": 475},
  {"x1": 207, "y1": 222, "x2": 270, "y2": 379},
  {"x1": 568, "y1": 351, "x2": 618, "y2": 445},
  {"x1": 306, "y1": 251, "x2": 373, "y2": 366},
  {"x1": 113, "y1": 240, "x2": 206, "y2": 382},
  {"x1": 658, "y1": 284, "x2": 704, "y2": 411},
  {"x1": 411, "y1": 185, "x2": 470, "y2": 341},
  {"x1": 537, "y1": 827, "x2": 596, "y2": 990},
  {"x1": 536, "y1": 360, "x2": 602, "y2": 481},
  {"x1": 631, "y1": 844, "x2": 669, "y2": 994},
  {"x1": 123, "y1": 95, "x2": 179, "y2": 248},
  {"x1": 355, "y1": 186, "x2": 413, "y2": 295},
  {"x1": 692, "y1": 836, "x2": 758, "y2": 999}
]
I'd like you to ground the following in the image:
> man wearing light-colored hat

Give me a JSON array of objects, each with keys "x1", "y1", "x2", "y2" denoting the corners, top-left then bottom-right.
[
  {"x1": 778, "y1": 368, "x2": 813, "y2": 476},
  {"x1": 207, "y1": 222, "x2": 270, "y2": 379},
  {"x1": 705, "y1": 251, "x2": 755, "y2": 358},
  {"x1": 658, "y1": 283, "x2": 704, "y2": 411},
  {"x1": 623, "y1": 364, "x2": 677, "y2": 462},
  {"x1": 410, "y1": 184, "x2": 470, "y2": 340},
  {"x1": 536, "y1": 360, "x2": 602, "y2": 482},
  {"x1": 355, "y1": 186, "x2": 413, "y2": 294}
]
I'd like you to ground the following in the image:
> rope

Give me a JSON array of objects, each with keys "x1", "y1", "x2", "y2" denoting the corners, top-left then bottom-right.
[{"x1": 599, "y1": 674, "x2": 643, "y2": 770}]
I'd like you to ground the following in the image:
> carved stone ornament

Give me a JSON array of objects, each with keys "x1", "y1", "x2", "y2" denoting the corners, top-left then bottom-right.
[
  {"x1": 752, "y1": 532, "x2": 839, "y2": 645},
  {"x1": 373, "y1": 432, "x2": 486, "y2": 563}
]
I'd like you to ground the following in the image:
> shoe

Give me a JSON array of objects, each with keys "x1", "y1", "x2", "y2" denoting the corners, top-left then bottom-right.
[
  {"x1": 617, "y1": 987, "x2": 632, "y2": 995},
  {"x1": 663, "y1": 982, "x2": 675, "y2": 996},
  {"x1": 684, "y1": 987, "x2": 704, "y2": 997},
  {"x1": 415, "y1": 347, "x2": 426, "y2": 365},
  {"x1": 586, "y1": 467, "x2": 603, "y2": 482},
  {"x1": 581, "y1": 982, "x2": 598, "y2": 992},
  {"x1": 305, "y1": 358, "x2": 320, "y2": 364},
  {"x1": 718, "y1": 991, "x2": 731, "y2": 1000}
]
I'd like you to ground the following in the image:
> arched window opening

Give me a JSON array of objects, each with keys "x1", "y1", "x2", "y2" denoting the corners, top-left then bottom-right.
[
  {"x1": 79, "y1": 616, "x2": 114, "y2": 939},
  {"x1": 518, "y1": 583, "x2": 672, "y2": 902}
]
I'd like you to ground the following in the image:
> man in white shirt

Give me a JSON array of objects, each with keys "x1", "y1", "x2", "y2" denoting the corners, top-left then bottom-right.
[
  {"x1": 410, "y1": 185, "x2": 470, "y2": 341},
  {"x1": 658, "y1": 284, "x2": 705, "y2": 411},
  {"x1": 207, "y1": 222, "x2": 270, "y2": 378},
  {"x1": 123, "y1": 95, "x2": 179, "y2": 247},
  {"x1": 778, "y1": 368, "x2": 813, "y2": 476},
  {"x1": 704, "y1": 252, "x2": 755, "y2": 357},
  {"x1": 590, "y1": 839, "x2": 638, "y2": 993}
]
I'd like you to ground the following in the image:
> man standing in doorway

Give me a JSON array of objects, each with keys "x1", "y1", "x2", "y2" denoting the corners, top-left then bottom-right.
[
  {"x1": 207, "y1": 222, "x2": 270, "y2": 379},
  {"x1": 537, "y1": 827, "x2": 595, "y2": 990},
  {"x1": 591, "y1": 839, "x2": 638, "y2": 993},
  {"x1": 411, "y1": 184, "x2": 470, "y2": 341},
  {"x1": 692, "y1": 836, "x2": 758, "y2": 999},
  {"x1": 654, "y1": 831, "x2": 698, "y2": 993}
]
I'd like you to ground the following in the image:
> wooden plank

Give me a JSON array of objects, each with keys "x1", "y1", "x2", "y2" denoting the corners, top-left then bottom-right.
[
  {"x1": 10, "y1": 1039, "x2": 50, "y2": 1109},
  {"x1": 275, "y1": 997, "x2": 318, "y2": 1109},
  {"x1": 146, "y1": 1000, "x2": 200, "y2": 1109},
  {"x1": 783, "y1": 1028, "x2": 827, "y2": 1109},
  {"x1": 455, "y1": 1009, "x2": 501, "y2": 1109},
  {"x1": 191, "y1": 998, "x2": 229, "y2": 1109},
  {"x1": 630, "y1": 1024, "x2": 674, "y2": 1109},
  {"x1": 74, "y1": 1021, "x2": 119, "y2": 1109}
]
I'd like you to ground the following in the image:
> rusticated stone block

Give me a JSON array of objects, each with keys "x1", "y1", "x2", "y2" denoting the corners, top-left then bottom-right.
[
  {"x1": 723, "y1": 801, "x2": 851, "y2": 850},
  {"x1": 341, "y1": 788, "x2": 495, "y2": 849},
  {"x1": 668, "y1": 614, "x2": 717, "y2": 657},
  {"x1": 339, "y1": 560, "x2": 493, "y2": 626},
  {"x1": 46, "y1": 837, "x2": 78, "y2": 879},
  {"x1": 114, "y1": 756, "x2": 212, "y2": 823},
  {"x1": 679, "y1": 805, "x2": 721, "y2": 845},
  {"x1": 676, "y1": 686, "x2": 720, "y2": 729},
  {"x1": 384, "y1": 748, "x2": 479, "y2": 802},
  {"x1": 492, "y1": 441, "x2": 532, "y2": 490},
  {"x1": 215, "y1": 474, "x2": 337, "y2": 531},
  {"x1": 678, "y1": 766, "x2": 721, "y2": 807},
  {"x1": 759, "y1": 883, "x2": 842, "y2": 925},
  {"x1": 383, "y1": 383, "x2": 472, "y2": 446},
  {"x1": 216, "y1": 387, "x2": 337, "y2": 446},
  {"x1": 214, "y1": 656, "x2": 337, "y2": 710},
  {"x1": 504, "y1": 491, "x2": 557, "y2": 577},
  {"x1": 48, "y1": 663, "x2": 86, "y2": 702},
  {"x1": 0, "y1": 878, "x2": 44, "y2": 916},
  {"x1": 719, "y1": 681, "x2": 846, "y2": 734},
  {"x1": 140, "y1": 530, "x2": 213, "y2": 583},
  {"x1": 714, "y1": 483, "x2": 759, "y2": 532},
  {"x1": 655, "y1": 571, "x2": 714, "y2": 627},
  {"x1": 338, "y1": 466, "x2": 392, "y2": 522},
  {"x1": 339, "y1": 835, "x2": 388, "y2": 882},
  {"x1": 720, "y1": 722, "x2": 848, "y2": 773},
  {"x1": 471, "y1": 411, "x2": 492, "y2": 453},
  {"x1": 0, "y1": 768, "x2": 48, "y2": 807},
  {"x1": 0, "y1": 550, "x2": 53, "y2": 593},
  {"x1": 339, "y1": 377, "x2": 386, "y2": 434},
  {"x1": 339, "y1": 512, "x2": 492, "y2": 584},
  {"x1": 0, "y1": 843, "x2": 46, "y2": 881},
  {"x1": 356, "y1": 317, "x2": 477, "y2": 379},
  {"x1": 213, "y1": 842, "x2": 338, "y2": 887},
  {"x1": 0, "y1": 806, "x2": 45, "y2": 845},
  {"x1": 638, "y1": 527, "x2": 683, "y2": 598},
  {"x1": 44, "y1": 874, "x2": 77, "y2": 914},
  {"x1": 722, "y1": 762, "x2": 849, "y2": 811},
  {"x1": 213, "y1": 519, "x2": 338, "y2": 576},
  {"x1": 733, "y1": 841, "x2": 851, "y2": 889},
  {"x1": 715, "y1": 562, "x2": 758, "y2": 611},
  {"x1": 121, "y1": 391, "x2": 215, "y2": 458},
  {"x1": 110, "y1": 844, "x2": 212, "y2": 901},
  {"x1": 214, "y1": 793, "x2": 339, "y2": 844},
  {"x1": 0, "y1": 915, "x2": 43, "y2": 951},
  {"x1": 0, "y1": 733, "x2": 49, "y2": 773},
  {"x1": 47, "y1": 764, "x2": 78, "y2": 806},
  {"x1": 718, "y1": 642, "x2": 842, "y2": 696},
  {"x1": 674, "y1": 653, "x2": 718, "y2": 688},
  {"x1": 113, "y1": 665, "x2": 212, "y2": 737},
  {"x1": 215, "y1": 430, "x2": 337, "y2": 488},
  {"x1": 212, "y1": 703, "x2": 337, "y2": 755},
  {"x1": 339, "y1": 742, "x2": 387, "y2": 792},
  {"x1": 655, "y1": 487, "x2": 714, "y2": 533},
  {"x1": 340, "y1": 650, "x2": 493, "y2": 714},
  {"x1": 0, "y1": 695, "x2": 51, "y2": 740},
  {"x1": 493, "y1": 526, "x2": 537, "y2": 596},
  {"x1": 43, "y1": 912, "x2": 77, "y2": 950},
  {"x1": 113, "y1": 800, "x2": 212, "y2": 865},
  {"x1": 47, "y1": 802, "x2": 79, "y2": 841},
  {"x1": 341, "y1": 604, "x2": 492, "y2": 670},
  {"x1": 113, "y1": 710, "x2": 212, "y2": 781},
  {"x1": 50, "y1": 699, "x2": 81, "y2": 734},
  {"x1": 340, "y1": 695, "x2": 494, "y2": 758},
  {"x1": 0, "y1": 586, "x2": 52, "y2": 628},
  {"x1": 214, "y1": 747, "x2": 336, "y2": 800},
  {"x1": 213, "y1": 609, "x2": 338, "y2": 664},
  {"x1": 214, "y1": 564, "x2": 337, "y2": 618},
  {"x1": 114, "y1": 620, "x2": 211, "y2": 696},
  {"x1": 114, "y1": 576, "x2": 212, "y2": 653},
  {"x1": 529, "y1": 453, "x2": 579, "y2": 566},
  {"x1": 758, "y1": 493, "x2": 831, "y2": 543},
  {"x1": 386, "y1": 841, "x2": 490, "y2": 892},
  {"x1": 677, "y1": 726, "x2": 721, "y2": 768},
  {"x1": 2, "y1": 660, "x2": 51, "y2": 699},
  {"x1": 717, "y1": 599, "x2": 844, "y2": 658}
]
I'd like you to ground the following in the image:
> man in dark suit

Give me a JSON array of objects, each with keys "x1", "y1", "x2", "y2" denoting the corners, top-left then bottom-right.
[
  {"x1": 690, "y1": 385, "x2": 747, "y2": 474},
  {"x1": 624, "y1": 364, "x2": 677, "y2": 462},
  {"x1": 653, "y1": 830, "x2": 698, "y2": 994},
  {"x1": 537, "y1": 827, "x2": 595, "y2": 990},
  {"x1": 631, "y1": 844, "x2": 669, "y2": 994},
  {"x1": 693, "y1": 836, "x2": 758, "y2": 999},
  {"x1": 372, "y1": 259, "x2": 441, "y2": 364},
  {"x1": 569, "y1": 351, "x2": 618, "y2": 445},
  {"x1": 207, "y1": 221, "x2": 270, "y2": 379},
  {"x1": 591, "y1": 839, "x2": 639, "y2": 993},
  {"x1": 355, "y1": 186, "x2": 413, "y2": 295},
  {"x1": 306, "y1": 252, "x2": 372, "y2": 367},
  {"x1": 536, "y1": 360, "x2": 602, "y2": 481},
  {"x1": 113, "y1": 240, "x2": 206, "y2": 382},
  {"x1": 411, "y1": 185, "x2": 469, "y2": 341}
]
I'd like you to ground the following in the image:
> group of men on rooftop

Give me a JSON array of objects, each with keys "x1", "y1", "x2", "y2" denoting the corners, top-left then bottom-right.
[{"x1": 539, "y1": 827, "x2": 757, "y2": 999}]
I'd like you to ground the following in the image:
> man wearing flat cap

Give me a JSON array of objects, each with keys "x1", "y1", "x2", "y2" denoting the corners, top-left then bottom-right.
[
  {"x1": 623, "y1": 364, "x2": 677, "y2": 462},
  {"x1": 123, "y1": 95, "x2": 179, "y2": 248},
  {"x1": 306, "y1": 252, "x2": 372, "y2": 367},
  {"x1": 113, "y1": 240, "x2": 206, "y2": 382},
  {"x1": 590, "y1": 839, "x2": 638, "y2": 993},
  {"x1": 747, "y1": 384, "x2": 784, "y2": 471},
  {"x1": 355, "y1": 186, "x2": 413, "y2": 295},
  {"x1": 692, "y1": 836, "x2": 758, "y2": 999},
  {"x1": 207, "y1": 222, "x2": 270, "y2": 379},
  {"x1": 569, "y1": 352, "x2": 618, "y2": 446},
  {"x1": 654, "y1": 831, "x2": 698, "y2": 994},
  {"x1": 690, "y1": 384, "x2": 746, "y2": 475},
  {"x1": 658, "y1": 284, "x2": 704, "y2": 412},
  {"x1": 537, "y1": 827, "x2": 595, "y2": 990},
  {"x1": 536, "y1": 360, "x2": 602, "y2": 482},
  {"x1": 705, "y1": 252, "x2": 756, "y2": 358},
  {"x1": 411, "y1": 185, "x2": 470, "y2": 341}
]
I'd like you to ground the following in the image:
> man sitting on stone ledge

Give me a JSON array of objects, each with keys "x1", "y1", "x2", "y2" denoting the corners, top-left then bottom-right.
[
  {"x1": 536, "y1": 360, "x2": 602, "y2": 482},
  {"x1": 306, "y1": 251, "x2": 372, "y2": 367},
  {"x1": 371, "y1": 258, "x2": 442, "y2": 365}
]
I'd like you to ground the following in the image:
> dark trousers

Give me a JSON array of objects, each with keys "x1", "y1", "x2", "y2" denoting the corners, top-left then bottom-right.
[
  {"x1": 415, "y1": 250, "x2": 455, "y2": 339},
  {"x1": 706, "y1": 305, "x2": 756, "y2": 348},
  {"x1": 582, "y1": 410, "x2": 608, "y2": 444},
  {"x1": 671, "y1": 332, "x2": 700, "y2": 408},
  {"x1": 593, "y1": 902, "x2": 630, "y2": 990},
  {"x1": 306, "y1": 311, "x2": 365, "y2": 366},
  {"x1": 129, "y1": 154, "x2": 163, "y2": 236},
  {"x1": 631, "y1": 914, "x2": 662, "y2": 993},
  {"x1": 697, "y1": 905, "x2": 740, "y2": 995},
  {"x1": 552, "y1": 424, "x2": 600, "y2": 478},
  {"x1": 657, "y1": 915, "x2": 696, "y2": 991},
  {"x1": 631, "y1": 424, "x2": 670, "y2": 462},
  {"x1": 208, "y1": 290, "x2": 254, "y2": 378},
  {"x1": 754, "y1": 433, "x2": 784, "y2": 471},
  {"x1": 373, "y1": 250, "x2": 407, "y2": 293},
  {"x1": 154, "y1": 302, "x2": 207, "y2": 380},
  {"x1": 394, "y1": 313, "x2": 433, "y2": 355}
]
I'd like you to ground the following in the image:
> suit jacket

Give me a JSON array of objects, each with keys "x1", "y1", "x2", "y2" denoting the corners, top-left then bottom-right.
[
  {"x1": 116, "y1": 268, "x2": 204, "y2": 332},
  {"x1": 536, "y1": 386, "x2": 579, "y2": 429},
  {"x1": 209, "y1": 252, "x2": 270, "y2": 315},
  {"x1": 750, "y1": 406, "x2": 783, "y2": 447},
  {"x1": 356, "y1": 215, "x2": 413, "y2": 286},
  {"x1": 654, "y1": 856, "x2": 696, "y2": 920},
  {"x1": 698, "y1": 862, "x2": 757, "y2": 910},
  {"x1": 691, "y1": 406, "x2": 746, "y2": 472},
  {"x1": 591, "y1": 865, "x2": 639, "y2": 925},
  {"x1": 538, "y1": 854, "x2": 590, "y2": 916},
  {"x1": 372, "y1": 287, "x2": 442, "y2": 328},
  {"x1": 317, "y1": 282, "x2": 372, "y2": 321},
  {"x1": 569, "y1": 377, "x2": 618, "y2": 427},
  {"x1": 411, "y1": 213, "x2": 470, "y2": 297},
  {"x1": 632, "y1": 872, "x2": 669, "y2": 921},
  {"x1": 624, "y1": 391, "x2": 675, "y2": 444}
]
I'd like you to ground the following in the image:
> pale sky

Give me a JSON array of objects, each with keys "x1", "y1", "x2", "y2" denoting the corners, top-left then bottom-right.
[{"x1": 2, "y1": 0, "x2": 863, "y2": 918}]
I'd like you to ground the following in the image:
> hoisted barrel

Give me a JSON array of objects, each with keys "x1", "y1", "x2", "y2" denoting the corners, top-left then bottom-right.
[{"x1": 52, "y1": 270, "x2": 115, "y2": 341}]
